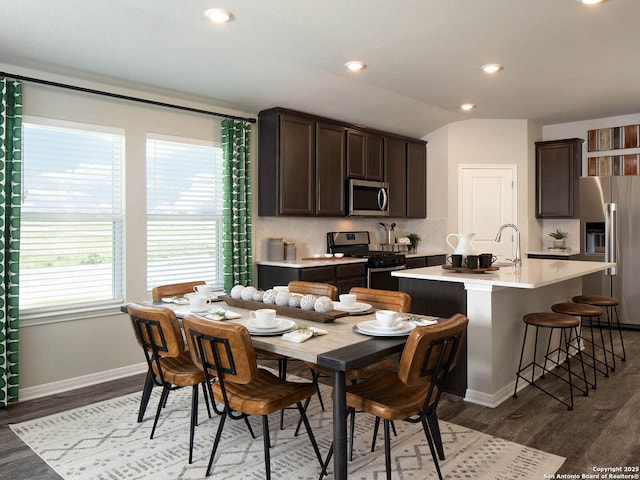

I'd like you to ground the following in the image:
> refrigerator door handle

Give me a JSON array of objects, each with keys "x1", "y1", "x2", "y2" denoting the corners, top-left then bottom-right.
[{"x1": 605, "y1": 202, "x2": 617, "y2": 275}]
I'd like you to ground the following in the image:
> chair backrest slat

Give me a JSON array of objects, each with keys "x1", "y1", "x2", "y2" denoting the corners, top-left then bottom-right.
[
  {"x1": 127, "y1": 303, "x2": 184, "y2": 358},
  {"x1": 151, "y1": 281, "x2": 206, "y2": 302},
  {"x1": 127, "y1": 303, "x2": 186, "y2": 388},
  {"x1": 288, "y1": 281, "x2": 339, "y2": 300},
  {"x1": 183, "y1": 314, "x2": 257, "y2": 385},
  {"x1": 349, "y1": 287, "x2": 411, "y2": 312}
]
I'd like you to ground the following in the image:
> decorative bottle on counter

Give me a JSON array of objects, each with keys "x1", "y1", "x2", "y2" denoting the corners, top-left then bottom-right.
[
  {"x1": 268, "y1": 238, "x2": 284, "y2": 261},
  {"x1": 284, "y1": 242, "x2": 296, "y2": 260}
]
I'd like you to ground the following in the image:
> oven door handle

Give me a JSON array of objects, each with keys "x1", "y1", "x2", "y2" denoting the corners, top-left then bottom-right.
[{"x1": 368, "y1": 265, "x2": 406, "y2": 273}]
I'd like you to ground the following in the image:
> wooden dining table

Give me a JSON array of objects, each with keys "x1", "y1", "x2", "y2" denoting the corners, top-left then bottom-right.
[{"x1": 122, "y1": 300, "x2": 438, "y2": 479}]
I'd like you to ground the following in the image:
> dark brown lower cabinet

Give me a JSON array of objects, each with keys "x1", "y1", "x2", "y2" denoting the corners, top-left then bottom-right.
[{"x1": 257, "y1": 263, "x2": 367, "y2": 295}]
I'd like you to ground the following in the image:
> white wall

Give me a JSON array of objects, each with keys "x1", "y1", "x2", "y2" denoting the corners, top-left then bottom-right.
[{"x1": 426, "y1": 119, "x2": 542, "y2": 255}]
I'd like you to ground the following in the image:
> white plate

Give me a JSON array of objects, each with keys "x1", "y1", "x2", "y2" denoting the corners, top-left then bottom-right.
[
  {"x1": 370, "y1": 320, "x2": 404, "y2": 331},
  {"x1": 333, "y1": 301, "x2": 372, "y2": 313},
  {"x1": 245, "y1": 318, "x2": 296, "y2": 334},
  {"x1": 355, "y1": 320, "x2": 416, "y2": 336},
  {"x1": 248, "y1": 319, "x2": 282, "y2": 330}
]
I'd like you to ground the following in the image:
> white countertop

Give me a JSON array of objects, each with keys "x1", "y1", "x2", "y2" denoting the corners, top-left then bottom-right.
[
  {"x1": 257, "y1": 258, "x2": 367, "y2": 268},
  {"x1": 405, "y1": 250, "x2": 447, "y2": 258},
  {"x1": 392, "y1": 258, "x2": 615, "y2": 289},
  {"x1": 257, "y1": 251, "x2": 447, "y2": 268},
  {"x1": 526, "y1": 250, "x2": 580, "y2": 257}
]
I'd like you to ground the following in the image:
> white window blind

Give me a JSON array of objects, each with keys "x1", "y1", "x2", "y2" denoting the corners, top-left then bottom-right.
[
  {"x1": 20, "y1": 120, "x2": 125, "y2": 310},
  {"x1": 146, "y1": 135, "x2": 224, "y2": 291}
]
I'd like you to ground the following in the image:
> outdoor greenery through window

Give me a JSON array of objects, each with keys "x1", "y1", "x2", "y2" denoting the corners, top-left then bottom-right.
[
  {"x1": 146, "y1": 135, "x2": 224, "y2": 292},
  {"x1": 20, "y1": 119, "x2": 125, "y2": 310}
]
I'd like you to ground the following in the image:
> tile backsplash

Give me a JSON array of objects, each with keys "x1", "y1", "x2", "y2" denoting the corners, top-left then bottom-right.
[
  {"x1": 540, "y1": 219, "x2": 580, "y2": 252},
  {"x1": 253, "y1": 216, "x2": 447, "y2": 261}
]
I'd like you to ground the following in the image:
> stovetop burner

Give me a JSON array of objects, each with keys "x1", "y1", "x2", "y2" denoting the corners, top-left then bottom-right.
[{"x1": 327, "y1": 231, "x2": 405, "y2": 268}]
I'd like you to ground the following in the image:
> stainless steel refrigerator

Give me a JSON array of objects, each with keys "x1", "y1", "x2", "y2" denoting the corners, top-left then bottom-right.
[{"x1": 579, "y1": 176, "x2": 640, "y2": 328}]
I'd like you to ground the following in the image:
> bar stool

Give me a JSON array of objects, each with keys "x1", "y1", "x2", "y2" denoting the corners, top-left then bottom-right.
[
  {"x1": 551, "y1": 302, "x2": 608, "y2": 389},
  {"x1": 572, "y1": 295, "x2": 626, "y2": 371},
  {"x1": 513, "y1": 312, "x2": 588, "y2": 410}
]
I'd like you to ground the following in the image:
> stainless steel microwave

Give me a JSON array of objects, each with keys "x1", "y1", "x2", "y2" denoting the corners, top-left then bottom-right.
[{"x1": 347, "y1": 179, "x2": 389, "y2": 216}]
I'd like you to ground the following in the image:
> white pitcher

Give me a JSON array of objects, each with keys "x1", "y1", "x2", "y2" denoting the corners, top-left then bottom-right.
[{"x1": 446, "y1": 233, "x2": 476, "y2": 256}]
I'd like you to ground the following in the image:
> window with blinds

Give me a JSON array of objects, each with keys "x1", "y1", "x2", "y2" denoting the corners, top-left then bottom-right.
[
  {"x1": 146, "y1": 135, "x2": 224, "y2": 292},
  {"x1": 20, "y1": 120, "x2": 125, "y2": 310}
]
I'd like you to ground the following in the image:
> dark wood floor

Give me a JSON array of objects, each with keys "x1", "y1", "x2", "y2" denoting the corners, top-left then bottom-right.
[{"x1": 1, "y1": 330, "x2": 638, "y2": 479}]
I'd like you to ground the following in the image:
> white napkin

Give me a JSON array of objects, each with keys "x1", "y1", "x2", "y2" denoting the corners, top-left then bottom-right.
[
  {"x1": 161, "y1": 297, "x2": 189, "y2": 305},
  {"x1": 282, "y1": 326, "x2": 328, "y2": 343},
  {"x1": 400, "y1": 316, "x2": 439, "y2": 326},
  {"x1": 203, "y1": 309, "x2": 242, "y2": 321}
]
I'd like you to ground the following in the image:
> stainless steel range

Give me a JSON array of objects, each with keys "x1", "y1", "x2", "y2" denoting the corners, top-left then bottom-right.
[{"x1": 327, "y1": 231, "x2": 405, "y2": 290}]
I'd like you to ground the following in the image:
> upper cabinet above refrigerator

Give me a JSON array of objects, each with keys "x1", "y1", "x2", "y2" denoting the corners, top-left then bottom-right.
[{"x1": 535, "y1": 138, "x2": 584, "y2": 218}]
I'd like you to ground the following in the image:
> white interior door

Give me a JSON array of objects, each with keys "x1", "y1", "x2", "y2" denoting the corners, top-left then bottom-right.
[{"x1": 459, "y1": 165, "x2": 516, "y2": 261}]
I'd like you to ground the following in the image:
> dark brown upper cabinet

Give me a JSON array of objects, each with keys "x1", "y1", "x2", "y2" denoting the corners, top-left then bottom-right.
[
  {"x1": 535, "y1": 138, "x2": 584, "y2": 218},
  {"x1": 406, "y1": 141, "x2": 427, "y2": 218},
  {"x1": 259, "y1": 107, "x2": 426, "y2": 218},
  {"x1": 346, "y1": 129, "x2": 383, "y2": 181},
  {"x1": 384, "y1": 137, "x2": 407, "y2": 217},
  {"x1": 259, "y1": 110, "x2": 316, "y2": 216},
  {"x1": 316, "y1": 122, "x2": 346, "y2": 216},
  {"x1": 258, "y1": 109, "x2": 345, "y2": 216}
]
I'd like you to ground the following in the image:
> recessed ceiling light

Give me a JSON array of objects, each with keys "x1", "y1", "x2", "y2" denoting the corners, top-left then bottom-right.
[
  {"x1": 577, "y1": 0, "x2": 605, "y2": 4},
  {"x1": 204, "y1": 8, "x2": 234, "y2": 23},
  {"x1": 460, "y1": 103, "x2": 476, "y2": 111},
  {"x1": 481, "y1": 63, "x2": 503, "y2": 74},
  {"x1": 345, "y1": 61, "x2": 367, "y2": 72}
]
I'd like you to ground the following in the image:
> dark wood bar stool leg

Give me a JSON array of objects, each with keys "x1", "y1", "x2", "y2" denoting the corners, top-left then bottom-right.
[
  {"x1": 551, "y1": 302, "x2": 608, "y2": 389},
  {"x1": 513, "y1": 312, "x2": 588, "y2": 410},
  {"x1": 572, "y1": 295, "x2": 627, "y2": 370}
]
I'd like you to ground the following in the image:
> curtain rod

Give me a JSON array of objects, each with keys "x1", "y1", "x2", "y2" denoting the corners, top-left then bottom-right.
[{"x1": 0, "y1": 71, "x2": 256, "y2": 124}]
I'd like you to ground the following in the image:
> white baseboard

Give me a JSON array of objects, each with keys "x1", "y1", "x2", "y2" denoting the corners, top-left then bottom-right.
[
  {"x1": 464, "y1": 353, "x2": 577, "y2": 408},
  {"x1": 19, "y1": 362, "x2": 148, "y2": 401}
]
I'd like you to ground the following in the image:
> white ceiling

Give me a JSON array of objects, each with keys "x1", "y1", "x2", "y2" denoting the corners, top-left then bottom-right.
[{"x1": 2, "y1": 0, "x2": 640, "y2": 138}]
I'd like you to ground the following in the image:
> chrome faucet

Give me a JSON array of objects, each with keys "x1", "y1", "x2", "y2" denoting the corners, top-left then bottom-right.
[{"x1": 495, "y1": 223, "x2": 521, "y2": 266}]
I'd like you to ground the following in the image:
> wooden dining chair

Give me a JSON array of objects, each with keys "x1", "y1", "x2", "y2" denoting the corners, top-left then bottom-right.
[
  {"x1": 288, "y1": 280, "x2": 339, "y2": 299},
  {"x1": 135, "y1": 281, "x2": 206, "y2": 424},
  {"x1": 321, "y1": 314, "x2": 468, "y2": 480},
  {"x1": 151, "y1": 280, "x2": 206, "y2": 302},
  {"x1": 182, "y1": 314, "x2": 325, "y2": 480},
  {"x1": 127, "y1": 303, "x2": 211, "y2": 464},
  {"x1": 348, "y1": 287, "x2": 411, "y2": 312}
]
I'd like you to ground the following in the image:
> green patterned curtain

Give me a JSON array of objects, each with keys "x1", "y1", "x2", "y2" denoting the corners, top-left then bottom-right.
[
  {"x1": 222, "y1": 119, "x2": 252, "y2": 291},
  {"x1": 0, "y1": 77, "x2": 22, "y2": 407}
]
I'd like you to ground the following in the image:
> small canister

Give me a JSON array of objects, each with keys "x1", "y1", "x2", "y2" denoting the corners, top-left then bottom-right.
[
  {"x1": 268, "y1": 238, "x2": 284, "y2": 261},
  {"x1": 284, "y1": 242, "x2": 296, "y2": 260}
]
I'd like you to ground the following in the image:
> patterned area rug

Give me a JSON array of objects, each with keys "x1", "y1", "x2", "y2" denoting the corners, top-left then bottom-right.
[{"x1": 11, "y1": 383, "x2": 564, "y2": 479}]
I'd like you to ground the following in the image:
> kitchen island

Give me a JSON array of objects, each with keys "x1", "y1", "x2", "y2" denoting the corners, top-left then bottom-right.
[{"x1": 393, "y1": 258, "x2": 615, "y2": 408}]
